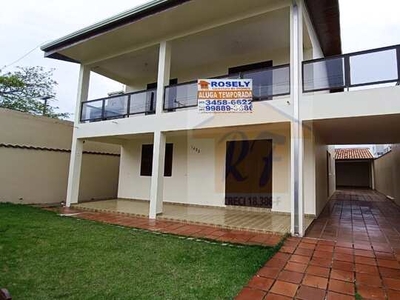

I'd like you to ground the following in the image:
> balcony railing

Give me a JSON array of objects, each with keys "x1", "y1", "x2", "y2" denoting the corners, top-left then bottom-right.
[
  {"x1": 303, "y1": 44, "x2": 400, "y2": 93},
  {"x1": 80, "y1": 89, "x2": 156, "y2": 122},
  {"x1": 80, "y1": 64, "x2": 291, "y2": 122},
  {"x1": 163, "y1": 64, "x2": 291, "y2": 110}
]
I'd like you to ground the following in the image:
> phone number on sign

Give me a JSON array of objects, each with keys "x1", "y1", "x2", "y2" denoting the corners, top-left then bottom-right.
[{"x1": 200, "y1": 99, "x2": 253, "y2": 112}]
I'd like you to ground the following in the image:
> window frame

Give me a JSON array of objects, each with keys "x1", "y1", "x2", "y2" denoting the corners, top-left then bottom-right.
[{"x1": 140, "y1": 143, "x2": 173, "y2": 177}]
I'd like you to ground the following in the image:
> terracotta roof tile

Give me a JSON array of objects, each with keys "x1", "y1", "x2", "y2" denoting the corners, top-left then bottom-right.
[{"x1": 335, "y1": 148, "x2": 374, "y2": 160}]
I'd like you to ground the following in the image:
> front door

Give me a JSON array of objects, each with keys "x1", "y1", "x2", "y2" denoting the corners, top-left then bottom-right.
[{"x1": 225, "y1": 139, "x2": 273, "y2": 208}]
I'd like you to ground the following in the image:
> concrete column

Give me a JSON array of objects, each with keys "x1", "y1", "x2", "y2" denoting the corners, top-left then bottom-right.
[
  {"x1": 149, "y1": 131, "x2": 166, "y2": 219},
  {"x1": 65, "y1": 65, "x2": 90, "y2": 207},
  {"x1": 371, "y1": 161, "x2": 376, "y2": 190},
  {"x1": 290, "y1": 1, "x2": 304, "y2": 236},
  {"x1": 73, "y1": 65, "x2": 90, "y2": 124},
  {"x1": 155, "y1": 41, "x2": 171, "y2": 115},
  {"x1": 66, "y1": 139, "x2": 84, "y2": 206}
]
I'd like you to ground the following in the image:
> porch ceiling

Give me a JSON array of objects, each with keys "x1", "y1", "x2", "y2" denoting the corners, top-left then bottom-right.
[
  {"x1": 45, "y1": 0, "x2": 291, "y2": 65},
  {"x1": 42, "y1": 0, "x2": 341, "y2": 64},
  {"x1": 89, "y1": 7, "x2": 292, "y2": 85},
  {"x1": 308, "y1": 114, "x2": 400, "y2": 145}
]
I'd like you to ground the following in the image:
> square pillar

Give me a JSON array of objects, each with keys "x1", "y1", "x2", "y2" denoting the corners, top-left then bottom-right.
[
  {"x1": 371, "y1": 162, "x2": 376, "y2": 190},
  {"x1": 66, "y1": 138, "x2": 84, "y2": 207},
  {"x1": 149, "y1": 131, "x2": 166, "y2": 219},
  {"x1": 65, "y1": 65, "x2": 90, "y2": 207},
  {"x1": 290, "y1": 1, "x2": 305, "y2": 236},
  {"x1": 73, "y1": 65, "x2": 90, "y2": 124},
  {"x1": 155, "y1": 41, "x2": 171, "y2": 115}
]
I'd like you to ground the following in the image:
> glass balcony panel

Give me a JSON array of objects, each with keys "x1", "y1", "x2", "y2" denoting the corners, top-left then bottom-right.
[
  {"x1": 81, "y1": 100, "x2": 103, "y2": 121},
  {"x1": 242, "y1": 66, "x2": 290, "y2": 100},
  {"x1": 243, "y1": 69, "x2": 273, "y2": 100},
  {"x1": 303, "y1": 57, "x2": 345, "y2": 92},
  {"x1": 350, "y1": 49, "x2": 398, "y2": 86},
  {"x1": 130, "y1": 89, "x2": 157, "y2": 114},
  {"x1": 272, "y1": 66, "x2": 290, "y2": 96},
  {"x1": 104, "y1": 95, "x2": 128, "y2": 118},
  {"x1": 164, "y1": 82, "x2": 197, "y2": 110}
]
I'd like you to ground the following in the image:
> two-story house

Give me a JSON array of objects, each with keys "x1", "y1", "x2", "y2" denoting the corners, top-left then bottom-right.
[{"x1": 41, "y1": 0, "x2": 400, "y2": 236}]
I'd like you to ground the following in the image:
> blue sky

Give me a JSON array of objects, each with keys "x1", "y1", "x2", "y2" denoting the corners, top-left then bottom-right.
[{"x1": 1, "y1": 0, "x2": 400, "y2": 121}]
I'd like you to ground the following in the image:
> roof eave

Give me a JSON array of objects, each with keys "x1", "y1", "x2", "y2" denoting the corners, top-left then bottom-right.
[
  {"x1": 42, "y1": 0, "x2": 342, "y2": 63},
  {"x1": 41, "y1": 0, "x2": 191, "y2": 61},
  {"x1": 304, "y1": 0, "x2": 342, "y2": 56}
]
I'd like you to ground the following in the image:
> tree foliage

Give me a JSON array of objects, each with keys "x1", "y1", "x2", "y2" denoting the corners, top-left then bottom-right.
[{"x1": 0, "y1": 66, "x2": 70, "y2": 119}]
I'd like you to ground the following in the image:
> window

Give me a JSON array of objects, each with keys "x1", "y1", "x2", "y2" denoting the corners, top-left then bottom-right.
[
  {"x1": 229, "y1": 61, "x2": 273, "y2": 101},
  {"x1": 228, "y1": 61, "x2": 272, "y2": 75},
  {"x1": 140, "y1": 143, "x2": 173, "y2": 177},
  {"x1": 147, "y1": 79, "x2": 178, "y2": 112}
]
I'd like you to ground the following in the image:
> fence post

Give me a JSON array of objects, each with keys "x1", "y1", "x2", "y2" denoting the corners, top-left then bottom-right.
[
  {"x1": 344, "y1": 55, "x2": 351, "y2": 91},
  {"x1": 396, "y1": 47, "x2": 400, "y2": 84},
  {"x1": 127, "y1": 95, "x2": 131, "y2": 117},
  {"x1": 101, "y1": 99, "x2": 106, "y2": 120}
]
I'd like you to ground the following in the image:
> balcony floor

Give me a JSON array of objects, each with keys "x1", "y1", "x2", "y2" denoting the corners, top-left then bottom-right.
[{"x1": 73, "y1": 199, "x2": 314, "y2": 234}]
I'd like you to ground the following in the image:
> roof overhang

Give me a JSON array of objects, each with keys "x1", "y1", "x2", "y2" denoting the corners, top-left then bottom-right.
[
  {"x1": 41, "y1": 0, "x2": 190, "y2": 61},
  {"x1": 41, "y1": 0, "x2": 341, "y2": 64},
  {"x1": 304, "y1": 0, "x2": 342, "y2": 56},
  {"x1": 336, "y1": 159, "x2": 374, "y2": 161}
]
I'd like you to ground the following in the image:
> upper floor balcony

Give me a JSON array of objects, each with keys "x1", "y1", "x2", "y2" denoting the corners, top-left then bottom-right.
[
  {"x1": 40, "y1": 0, "x2": 346, "y2": 137},
  {"x1": 80, "y1": 64, "x2": 291, "y2": 123},
  {"x1": 80, "y1": 43, "x2": 400, "y2": 125}
]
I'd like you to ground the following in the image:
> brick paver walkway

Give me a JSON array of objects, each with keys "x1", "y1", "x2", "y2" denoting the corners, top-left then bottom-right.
[
  {"x1": 237, "y1": 190, "x2": 400, "y2": 299},
  {"x1": 237, "y1": 236, "x2": 400, "y2": 299},
  {"x1": 307, "y1": 189, "x2": 400, "y2": 250},
  {"x1": 53, "y1": 207, "x2": 282, "y2": 246}
]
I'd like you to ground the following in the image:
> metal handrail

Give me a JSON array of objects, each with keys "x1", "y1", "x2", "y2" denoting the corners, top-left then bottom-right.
[
  {"x1": 163, "y1": 64, "x2": 291, "y2": 111},
  {"x1": 303, "y1": 44, "x2": 400, "y2": 93},
  {"x1": 80, "y1": 88, "x2": 156, "y2": 122}
]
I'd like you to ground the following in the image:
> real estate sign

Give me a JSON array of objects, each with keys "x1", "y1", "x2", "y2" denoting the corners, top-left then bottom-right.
[{"x1": 197, "y1": 79, "x2": 253, "y2": 113}]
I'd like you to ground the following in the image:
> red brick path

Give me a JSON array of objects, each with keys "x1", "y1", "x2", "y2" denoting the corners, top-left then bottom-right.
[
  {"x1": 53, "y1": 207, "x2": 282, "y2": 246},
  {"x1": 237, "y1": 236, "x2": 400, "y2": 299},
  {"x1": 237, "y1": 190, "x2": 400, "y2": 299}
]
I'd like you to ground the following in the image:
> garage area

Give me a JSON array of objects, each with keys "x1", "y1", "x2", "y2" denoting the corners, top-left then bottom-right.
[
  {"x1": 335, "y1": 148, "x2": 374, "y2": 189},
  {"x1": 305, "y1": 114, "x2": 400, "y2": 243}
]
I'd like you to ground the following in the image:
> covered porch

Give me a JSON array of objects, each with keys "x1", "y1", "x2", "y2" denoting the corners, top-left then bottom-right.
[
  {"x1": 73, "y1": 199, "x2": 313, "y2": 233},
  {"x1": 70, "y1": 122, "x2": 322, "y2": 234}
]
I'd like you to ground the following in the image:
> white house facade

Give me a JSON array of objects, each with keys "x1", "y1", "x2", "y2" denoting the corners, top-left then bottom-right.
[{"x1": 41, "y1": 0, "x2": 400, "y2": 236}]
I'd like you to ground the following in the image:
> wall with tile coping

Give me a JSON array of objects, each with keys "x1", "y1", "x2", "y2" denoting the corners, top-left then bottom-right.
[{"x1": 0, "y1": 108, "x2": 120, "y2": 204}]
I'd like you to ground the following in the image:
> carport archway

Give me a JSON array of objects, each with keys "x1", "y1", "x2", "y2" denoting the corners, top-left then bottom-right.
[{"x1": 335, "y1": 148, "x2": 374, "y2": 189}]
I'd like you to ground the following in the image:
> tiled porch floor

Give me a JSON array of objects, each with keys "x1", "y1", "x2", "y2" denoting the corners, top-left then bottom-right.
[{"x1": 74, "y1": 199, "x2": 313, "y2": 233}]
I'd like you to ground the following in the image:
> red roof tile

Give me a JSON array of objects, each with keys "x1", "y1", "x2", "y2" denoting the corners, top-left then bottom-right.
[{"x1": 335, "y1": 148, "x2": 374, "y2": 160}]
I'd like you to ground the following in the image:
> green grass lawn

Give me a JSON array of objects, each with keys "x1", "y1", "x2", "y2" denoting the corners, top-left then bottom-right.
[{"x1": 0, "y1": 203, "x2": 279, "y2": 300}]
